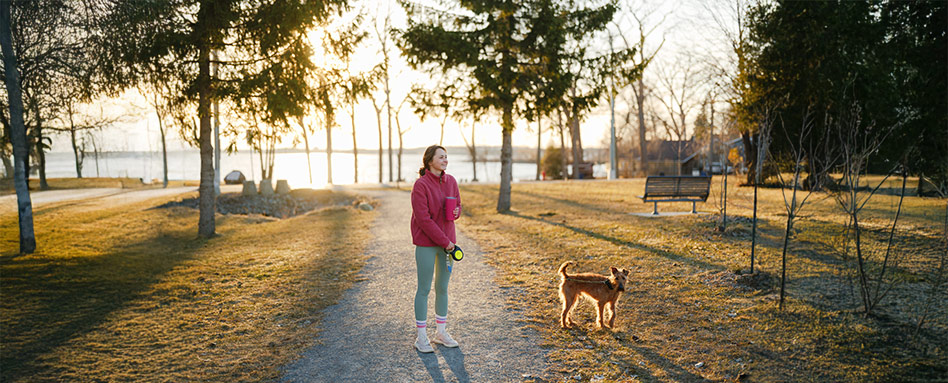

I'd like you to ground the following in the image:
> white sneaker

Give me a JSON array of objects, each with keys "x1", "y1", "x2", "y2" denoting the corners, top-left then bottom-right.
[
  {"x1": 414, "y1": 337, "x2": 434, "y2": 353},
  {"x1": 431, "y1": 331, "x2": 459, "y2": 348}
]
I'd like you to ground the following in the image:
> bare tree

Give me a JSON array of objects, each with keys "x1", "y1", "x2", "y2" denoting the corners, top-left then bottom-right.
[
  {"x1": 775, "y1": 106, "x2": 826, "y2": 309},
  {"x1": 655, "y1": 54, "x2": 703, "y2": 175},
  {"x1": 459, "y1": 111, "x2": 484, "y2": 182},
  {"x1": 829, "y1": 102, "x2": 900, "y2": 315},
  {"x1": 1, "y1": 0, "x2": 35, "y2": 253},
  {"x1": 392, "y1": 93, "x2": 412, "y2": 182},
  {"x1": 750, "y1": 105, "x2": 775, "y2": 274},
  {"x1": 50, "y1": 96, "x2": 132, "y2": 179},
  {"x1": 371, "y1": 96, "x2": 385, "y2": 183},
  {"x1": 372, "y1": 9, "x2": 395, "y2": 183},
  {"x1": 614, "y1": 1, "x2": 667, "y2": 176}
]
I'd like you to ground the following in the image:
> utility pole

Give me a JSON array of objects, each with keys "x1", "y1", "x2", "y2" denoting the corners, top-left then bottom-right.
[{"x1": 608, "y1": 34, "x2": 617, "y2": 180}]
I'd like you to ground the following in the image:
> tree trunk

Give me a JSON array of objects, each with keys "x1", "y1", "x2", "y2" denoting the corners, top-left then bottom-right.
[
  {"x1": 871, "y1": 168, "x2": 907, "y2": 311},
  {"x1": 1, "y1": 150, "x2": 12, "y2": 179},
  {"x1": 299, "y1": 116, "x2": 312, "y2": 184},
  {"x1": 70, "y1": 118, "x2": 82, "y2": 178},
  {"x1": 853, "y1": 211, "x2": 871, "y2": 314},
  {"x1": 159, "y1": 124, "x2": 168, "y2": 188},
  {"x1": 720, "y1": 152, "x2": 729, "y2": 231},
  {"x1": 778, "y1": 211, "x2": 792, "y2": 309},
  {"x1": 471, "y1": 120, "x2": 477, "y2": 182},
  {"x1": 375, "y1": 102, "x2": 383, "y2": 183},
  {"x1": 34, "y1": 103, "x2": 48, "y2": 190},
  {"x1": 351, "y1": 110, "x2": 358, "y2": 184},
  {"x1": 636, "y1": 77, "x2": 648, "y2": 176},
  {"x1": 385, "y1": 74, "x2": 393, "y2": 182},
  {"x1": 257, "y1": 145, "x2": 266, "y2": 180},
  {"x1": 439, "y1": 115, "x2": 446, "y2": 146},
  {"x1": 0, "y1": 108, "x2": 13, "y2": 179},
  {"x1": 558, "y1": 108, "x2": 568, "y2": 180},
  {"x1": 90, "y1": 135, "x2": 100, "y2": 177},
  {"x1": 742, "y1": 131, "x2": 758, "y2": 185},
  {"x1": 394, "y1": 111, "x2": 404, "y2": 182},
  {"x1": 569, "y1": 107, "x2": 583, "y2": 179},
  {"x1": 197, "y1": 39, "x2": 216, "y2": 237},
  {"x1": 779, "y1": 168, "x2": 802, "y2": 309},
  {"x1": 1, "y1": 1, "x2": 36, "y2": 253},
  {"x1": 751, "y1": 179, "x2": 758, "y2": 273},
  {"x1": 326, "y1": 115, "x2": 333, "y2": 185},
  {"x1": 497, "y1": 103, "x2": 514, "y2": 212},
  {"x1": 397, "y1": 126, "x2": 404, "y2": 182},
  {"x1": 536, "y1": 116, "x2": 541, "y2": 180}
]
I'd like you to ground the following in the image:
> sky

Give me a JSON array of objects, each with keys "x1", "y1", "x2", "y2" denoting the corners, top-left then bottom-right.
[{"x1": 48, "y1": 0, "x2": 737, "y2": 154}]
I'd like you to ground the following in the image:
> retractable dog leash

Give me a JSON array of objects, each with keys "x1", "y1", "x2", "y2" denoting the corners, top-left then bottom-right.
[{"x1": 446, "y1": 245, "x2": 463, "y2": 272}]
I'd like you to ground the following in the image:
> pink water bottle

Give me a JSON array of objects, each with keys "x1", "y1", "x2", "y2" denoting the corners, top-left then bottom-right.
[{"x1": 445, "y1": 197, "x2": 457, "y2": 221}]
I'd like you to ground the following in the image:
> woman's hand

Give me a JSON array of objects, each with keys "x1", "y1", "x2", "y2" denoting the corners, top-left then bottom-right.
[
  {"x1": 445, "y1": 242, "x2": 455, "y2": 252},
  {"x1": 453, "y1": 206, "x2": 460, "y2": 219}
]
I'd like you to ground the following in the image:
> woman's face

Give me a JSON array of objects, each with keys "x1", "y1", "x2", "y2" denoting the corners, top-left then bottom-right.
[{"x1": 428, "y1": 148, "x2": 448, "y2": 173}]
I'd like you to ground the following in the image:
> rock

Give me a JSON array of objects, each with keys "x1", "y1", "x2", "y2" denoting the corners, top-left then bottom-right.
[
  {"x1": 276, "y1": 179, "x2": 291, "y2": 194},
  {"x1": 695, "y1": 362, "x2": 704, "y2": 368},
  {"x1": 259, "y1": 179, "x2": 274, "y2": 196},
  {"x1": 225, "y1": 170, "x2": 246, "y2": 185},
  {"x1": 242, "y1": 180, "x2": 257, "y2": 196},
  {"x1": 357, "y1": 202, "x2": 374, "y2": 211}
]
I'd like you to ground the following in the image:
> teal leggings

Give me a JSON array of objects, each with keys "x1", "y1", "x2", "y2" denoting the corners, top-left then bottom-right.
[{"x1": 414, "y1": 246, "x2": 451, "y2": 321}]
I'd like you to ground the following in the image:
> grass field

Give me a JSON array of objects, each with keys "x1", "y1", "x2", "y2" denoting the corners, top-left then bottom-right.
[
  {"x1": 456, "y1": 177, "x2": 947, "y2": 382},
  {"x1": 1, "y1": 189, "x2": 375, "y2": 382}
]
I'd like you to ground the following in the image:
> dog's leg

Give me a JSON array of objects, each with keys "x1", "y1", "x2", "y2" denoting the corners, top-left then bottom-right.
[
  {"x1": 607, "y1": 300, "x2": 617, "y2": 328},
  {"x1": 560, "y1": 292, "x2": 570, "y2": 328},
  {"x1": 561, "y1": 293, "x2": 578, "y2": 328},
  {"x1": 596, "y1": 300, "x2": 608, "y2": 328}
]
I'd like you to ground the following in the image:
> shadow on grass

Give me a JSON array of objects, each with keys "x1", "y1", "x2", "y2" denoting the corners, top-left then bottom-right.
[
  {"x1": 0, "y1": 230, "x2": 206, "y2": 382},
  {"x1": 501, "y1": 211, "x2": 725, "y2": 272},
  {"x1": 514, "y1": 190, "x2": 628, "y2": 216},
  {"x1": 565, "y1": 327, "x2": 705, "y2": 382}
]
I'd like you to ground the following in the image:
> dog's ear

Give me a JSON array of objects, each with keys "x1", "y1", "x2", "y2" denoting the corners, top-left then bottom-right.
[
  {"x1": 610, "y1": 266, "x2": 619, "y2": 275},
  {"x1": 622, "y1": 268, "x2": 630, "y2": 276}
]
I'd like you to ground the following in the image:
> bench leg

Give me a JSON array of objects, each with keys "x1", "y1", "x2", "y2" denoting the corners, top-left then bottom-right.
[
  {"x1": 652, "y1": 202, "x2": 658, "y2": 215},
  {"x1": 691, "y1": 201, "x2": 697, "y2": 214}
]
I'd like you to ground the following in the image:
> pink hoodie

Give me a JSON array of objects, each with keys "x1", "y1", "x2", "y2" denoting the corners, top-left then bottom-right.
[{"x1": 410, "y1": 170, "x2": 461, "y2": 248}]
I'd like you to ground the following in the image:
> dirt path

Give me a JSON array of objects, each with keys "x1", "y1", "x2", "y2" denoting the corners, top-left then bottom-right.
[{"x1": 281, "y1": 188, "x2": 549, "y2": 382}]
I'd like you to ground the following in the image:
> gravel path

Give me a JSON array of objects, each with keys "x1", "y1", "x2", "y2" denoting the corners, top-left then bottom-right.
[{"x1": 281, "y1": 188, "x2": 549, "y2": 382}]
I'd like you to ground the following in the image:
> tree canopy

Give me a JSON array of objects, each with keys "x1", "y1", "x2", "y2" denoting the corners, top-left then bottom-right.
[
  {"x1": 736, "y1": 0, "x2": 947, "y2": 188},
  {"x1": 95, "y1": 0, "x2": 349, "y2": 236},
  {"x1": 399, "y1": 0, "x2": 626, "y2": 211}
]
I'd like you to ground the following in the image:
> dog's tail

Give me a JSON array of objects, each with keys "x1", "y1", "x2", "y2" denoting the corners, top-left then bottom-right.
[{"x1": 558, "y1": 261, "x2": 574, "y2": 279}]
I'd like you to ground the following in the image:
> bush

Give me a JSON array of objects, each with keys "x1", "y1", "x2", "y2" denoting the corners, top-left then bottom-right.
[{"x1": 542, "y1": 145, "x2": 564, "y2": 179}]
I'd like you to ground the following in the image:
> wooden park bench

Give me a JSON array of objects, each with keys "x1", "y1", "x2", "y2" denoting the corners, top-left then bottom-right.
[{"x1": 638, "y1": 175, "x2": 711, "y2": 215}]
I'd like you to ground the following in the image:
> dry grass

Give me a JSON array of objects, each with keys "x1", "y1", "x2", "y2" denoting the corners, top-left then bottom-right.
[
  {"x1": 0, "y1": 189, "x2": 375, "y2": 382},
  {"x1": 456, "y1": 178, "x2": 947, "y2": 382}
]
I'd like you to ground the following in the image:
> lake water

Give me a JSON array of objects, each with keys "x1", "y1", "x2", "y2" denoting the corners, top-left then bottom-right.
[{"x1": 37, "y1": 150, "x2": 605, "y2": 189}]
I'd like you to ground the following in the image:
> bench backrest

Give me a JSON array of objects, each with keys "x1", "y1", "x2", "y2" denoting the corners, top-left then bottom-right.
[{"x1": 643, "y1": 176, "x2": 711, "y2": 200}]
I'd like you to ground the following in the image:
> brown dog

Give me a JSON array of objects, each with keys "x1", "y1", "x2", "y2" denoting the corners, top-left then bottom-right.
[{"x1": 558, "y1": 261, "x2": 629, "y2": 329}]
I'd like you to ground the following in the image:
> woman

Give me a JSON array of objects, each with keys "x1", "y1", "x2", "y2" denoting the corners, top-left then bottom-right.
[{"x1": 410, "y1": 145, "x2": 461, "y2": 353}]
